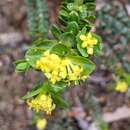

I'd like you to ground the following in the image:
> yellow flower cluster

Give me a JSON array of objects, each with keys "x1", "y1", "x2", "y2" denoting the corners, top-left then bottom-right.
[
  {"x1": 27, "y1": 93, "x2": 56, "y2": 114},
  {"x1": 115, "y1": 81, "x2": 128, "y2": 93},
  {"x1": 80, "y1": 32, "x2": 98, "y2": 55},
  {"x1": 36, "y1": 51, "x2": 87, "y2": 84},
  {"x1": 36, "y1": 118, "x2": 47, "y2": 130}
]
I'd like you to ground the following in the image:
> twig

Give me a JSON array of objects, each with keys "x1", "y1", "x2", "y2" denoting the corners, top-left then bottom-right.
[{"x1": 103, "y1": 105, "x2": 130, "y2": 123}]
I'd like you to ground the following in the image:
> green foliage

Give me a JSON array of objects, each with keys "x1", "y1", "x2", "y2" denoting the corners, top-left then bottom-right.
[{"x1": 59, "y1": 0, "x2": 96, "y2": 27}]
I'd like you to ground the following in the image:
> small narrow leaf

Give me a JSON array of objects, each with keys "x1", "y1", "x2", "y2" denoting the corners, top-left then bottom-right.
[
  {"x1": 51, "y1": 82, "x2": 66, "y2": 93},
  {"x1": 67, "y1": 21, "x2": 79, "y2": 34},
  {"x1": 25, "y1": 47, "x2": 44, "y2": 67},
  {"x1": 15, "y1": 59, "x2": 30, "y2": 72},
  {"x1": 52, "y1": 94, "x2": 69, "y2": 108},
  {"x1": 22, "y1": 87, "x2": 43, "y2": 100},
  {"x1": 51, "y1": 25, "x2": 62, "y2": 39}
]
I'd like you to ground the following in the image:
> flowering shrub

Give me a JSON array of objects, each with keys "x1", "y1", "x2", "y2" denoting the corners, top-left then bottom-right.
[{"x1": 15, "y1": 0, "x2": 102, "y2": 115}]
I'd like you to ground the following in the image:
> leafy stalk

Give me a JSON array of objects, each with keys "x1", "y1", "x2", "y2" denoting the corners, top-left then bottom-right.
[
  {"x1": 36, "y1": 0, "x2": 48, "y2": 37},
  {"x1": 26, "y1": 0, "x2": 48, "y2": 38},
  {"x1": 26, "y1": 0, "x2": 37, "y2": 35},
  {"x1": 16, "y1": 0, "x2": 102, "y2": 121}
]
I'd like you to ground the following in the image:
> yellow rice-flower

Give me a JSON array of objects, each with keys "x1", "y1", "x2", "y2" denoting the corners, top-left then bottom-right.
[
  {"x1": 27, "y1": 93, "x2": 56, "y2": 114},
  {"x1": 36, "y1": 118, "x2": 47, "y2": 130},
  {"x1": 80, "y1": 32, "x2": 98, "y2": 55},
  {"x1": 35, "y1": 51, "x2": 87, "y2": 84},
  {"x1": 115, "y1": 81, "x2": 128, "y2": 93}
]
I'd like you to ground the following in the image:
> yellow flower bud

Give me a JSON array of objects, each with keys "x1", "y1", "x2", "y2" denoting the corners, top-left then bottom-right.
[
  {"x1": 115, "y1": 81, "x2": 128, "y2": 93},
  {"x1": 36, "y1": 119, "x2": 47, "y2": 130},
  {"x1": 87, "y1": 47, "x2": 93, "y2": 55}
]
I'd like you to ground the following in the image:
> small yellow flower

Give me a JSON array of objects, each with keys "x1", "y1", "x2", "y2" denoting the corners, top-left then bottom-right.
[
  {"x1": 68, "y1": 64, "x2": 83, "y2": 81},
  {"x1": 80, "y1": 32, "x2": 98, "y2": 55},
  {"x1": 36, "y1": 119, "x2": 47, "y2": 130},
  {"x1": 27, "y1": 93, "x2": 56, "y2": 114},
  {"x1": 115, "y1": 81, "x2": 128, "y2": 93}
]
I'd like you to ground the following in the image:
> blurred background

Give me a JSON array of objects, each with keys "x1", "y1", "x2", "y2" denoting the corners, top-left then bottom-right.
[{"x1": 0, "y1": 0, "x2": 130, "y2": 130}]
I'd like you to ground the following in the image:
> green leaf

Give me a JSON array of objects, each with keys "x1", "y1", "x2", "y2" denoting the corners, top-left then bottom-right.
[
  {"x1": 86, "y1": 2, "x2": 96, "y2": 11},
  {"x1": 22, "y1": 84, "x2": 44, "y2": 100},
  {"x1": 51, "y1": 25, "x2": 62, "y2": 39},
  {"x1": 52, "y1": 94, "x2": 69, "y2": 108},
  {"x1": 77, "y1": 43, "x2": 88, "y2": 57},
  {"x1": 87, "y1": 15, "x2": 96, "y2": 21},
  {"x1": 93, "y1": 33, "x2": 102, "y2": 56},
  {"x1": 59, "y1": 9, "x2": 69, "y2": 21},
  {"x1": 69, "y1": 11, "x2": 79, "y2": 22},
  {"x1": 80, "y1": 6, "x2": 87, "y2": 19},
  {"x1": 67, "y1": 21, "x2": 79, "y2": 35},
  {"x1": 50, "y1": 44, "x2": 70, "y2": 56},
  {"x1": 25, "y1": 47, "x2": 44, "y2": 67},
  {"x1": 74, "y1": 0, "x2": 83, "y2": 5},
  {"x1": 22, "y1": 82, "x2": 54, "y2": 100},
  {"x1": 58, "y1": 16, "x2": 67, "y2": 24},
  {"x1": 33, "y1": 39, "x2": 56, "y2": 50},
  {"x1": 76, "y1": 28, "x2": 88, "y2": 57},
  {"x1": 15, "y1": 59, "x2": 30, "y2": 72},
  {"x1": 60, "y1": 9, "x2": 69, "y2": 17},
  {"x1": 124, "y1": 74, "x2": 130, "y2": 86},
  {"x1": 67, "y1": 3, "x2": 74, "y2": 11},
  {"x1": 60, "y1": 32, "x2": 75, "y2": 47},
  {"x1": 51, "y1": 82, "x2": 66, "y2": 93},
  {"x1": 93, "y1": 44, "x2": 102, "y2": 56}
]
